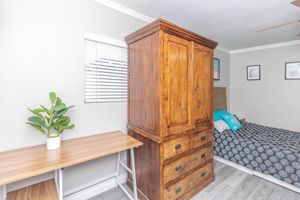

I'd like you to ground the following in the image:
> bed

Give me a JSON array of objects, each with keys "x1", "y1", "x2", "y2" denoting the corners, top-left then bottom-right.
[{"x1": 213, "y1": 87, "x2": 300, "y2": 189}]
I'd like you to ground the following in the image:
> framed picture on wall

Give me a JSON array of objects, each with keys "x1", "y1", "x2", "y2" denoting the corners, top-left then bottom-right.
[
  {"x1": 214, "y1": 58, "x2": 220, "y2": 80},
  {"x1": 285, "y1": 62, "x2": 300, "y2": 80},
  {"x1": 247, "y1": 65, "x2": 261, "y2": 80}
]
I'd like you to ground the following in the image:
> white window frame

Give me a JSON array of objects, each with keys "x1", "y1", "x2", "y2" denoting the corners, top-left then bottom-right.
[{"x1": 83, "y1": 32, "x2": 128, "y2": 103}]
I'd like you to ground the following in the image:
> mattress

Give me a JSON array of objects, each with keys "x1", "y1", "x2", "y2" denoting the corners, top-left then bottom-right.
[{"x1": 214, "y1": 122, "x2": 300, "y2": 188}]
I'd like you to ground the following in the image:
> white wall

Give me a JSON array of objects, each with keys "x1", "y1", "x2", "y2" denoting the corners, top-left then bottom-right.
[
  {"x1": 0, "y1": 0, "x2": 231, "y2": 197},
  {"x1": 230, "y1": 44, "x2": 300, "y2": 132},
  {"x1": 0, "y1": 0, "x2": 145, "y2": 195},
  {"x1": 214, "y1": 49, "x2": 231, "y2": 109}
]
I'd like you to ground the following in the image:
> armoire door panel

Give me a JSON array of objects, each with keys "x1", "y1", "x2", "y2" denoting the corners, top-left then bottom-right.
[
  {"x1": 128, "y1": 33, "x2": 161, "y2": 134},
  {"x1": 163, "y1": 33, "x2": 194, "y2": 136},
  {"x1": 193, "y1": 44, "x2": 213, "y2": 124}
]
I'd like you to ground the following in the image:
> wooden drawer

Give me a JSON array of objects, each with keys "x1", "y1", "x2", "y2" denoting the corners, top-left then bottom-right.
[
  {"x1": 195, "y1": 120, "x2": 213, "y2": 130},
  {"x1": 164, "y1": 162, "x2": 213, "y2": 200},
  {"x1": 164, "y1": 146, "x2": 211, "y2": 184},
  {"x1": 192, "y1": 129, "x2": 212, "y2": 149},
  {"x1": 163, "y1": 135, "x2": 191, "y2": 160}
]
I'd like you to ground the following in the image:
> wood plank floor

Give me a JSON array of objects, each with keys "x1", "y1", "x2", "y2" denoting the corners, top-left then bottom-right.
[
  {"x1": 90, "y1": 160, "x2": 300, "y2": 200},
  {"x1": 7, "y1": 179, "x2": 58, "y2": 200}
]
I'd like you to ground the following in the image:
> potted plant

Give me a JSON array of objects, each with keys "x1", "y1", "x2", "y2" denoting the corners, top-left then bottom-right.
[{"x1": 26, "y1": 92, "x2": 75, "y2": 150}]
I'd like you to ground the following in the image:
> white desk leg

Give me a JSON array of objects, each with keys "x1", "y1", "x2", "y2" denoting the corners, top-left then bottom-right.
[
  {"x1": 116, "y1": 152, "x2": 121, "y2": 188},
  {"x1": 2, "y1": 185, "x2": 6, "y2": 200},
  {"x1": 55, "y1": 169, "x2": 63, "y2": 200},
  {"x1": 59, "y1": 169, "x2": 63, "y2": 200},
  {"x1": 130, "y1": 148, "x2": 138, "y2": 200}
]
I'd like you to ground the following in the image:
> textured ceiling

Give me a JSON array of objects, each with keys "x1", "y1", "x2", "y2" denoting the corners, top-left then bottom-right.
[{"x1": 111, "y1": 0, "x2": 300, "y2": 50}]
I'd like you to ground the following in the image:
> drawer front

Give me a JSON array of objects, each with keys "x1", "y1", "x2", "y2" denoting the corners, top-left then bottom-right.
[
  {"x1": 164, "y1": 135, "x2": 191, "y2": 160},
  {"x1": 164, "y1": 163, "x2": 213, "y2": 200},
  {"x1": 163, "y1": 147, "x2": 211, "y2": 184},
  {"x1": 192, "y1": 129, "x2": 212, "y2": 149}
]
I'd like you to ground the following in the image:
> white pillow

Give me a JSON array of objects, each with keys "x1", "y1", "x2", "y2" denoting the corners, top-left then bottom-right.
[{"x1": 214, "y1": 120, "x2": 230, "y2": 133}]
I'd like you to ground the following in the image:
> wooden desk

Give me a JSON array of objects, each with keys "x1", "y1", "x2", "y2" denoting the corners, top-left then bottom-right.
[{"x1": 0, "y1": 131, "x2": 142, "y2": 200}]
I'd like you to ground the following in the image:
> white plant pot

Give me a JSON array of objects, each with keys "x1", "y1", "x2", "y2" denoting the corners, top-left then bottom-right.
[{"x1": 47, "y1": 135, "x2": 61, "y2": 150}]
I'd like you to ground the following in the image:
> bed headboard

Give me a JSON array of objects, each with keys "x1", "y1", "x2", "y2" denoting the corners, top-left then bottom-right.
[{"x1": 213, "y1": 87, "x2": 227, "y2": 111}]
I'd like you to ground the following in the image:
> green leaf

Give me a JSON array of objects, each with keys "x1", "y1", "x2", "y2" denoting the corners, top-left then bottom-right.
[
  {"x1": 58, "y1": 124, "x2": 75, "y2": 132},
  {"x1": 30, "y1": 108, "x2": 44, "y2": 114},
  {"x1": 55, "y1": 98, "x2": 62, "y2": 106},
  {"x1": 28, "y1": 108, "x2": 44, "y2": 118},
  {"x1": 54, "y1": 116, "x2": 70, "y2": 124},
  {"x1": 49, "y1": 92, "x2": 57, "y2": 104},
  {"x1": 53, "y1": 104, "x2": 66, "y2": 112},
  {"x1": 53, "y1": 109, "x2": 68, "y2": 118},
  {"x1": 26, "y1": 122, "x2": 46, "y2": 134},
  {"x1": 28, "y1": 116, "x2": 46, "y2": 127},
  {"x1": 41, "y1": 105, "x2": 51, "y2": 115},
  {"x1": 54, "y1": 105, "x2": 74, "y2": 117}
]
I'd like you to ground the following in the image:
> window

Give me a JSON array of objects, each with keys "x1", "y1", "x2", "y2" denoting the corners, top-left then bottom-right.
[{"x1": 84, "y1": 35, "x2": 127, "y2": 103}]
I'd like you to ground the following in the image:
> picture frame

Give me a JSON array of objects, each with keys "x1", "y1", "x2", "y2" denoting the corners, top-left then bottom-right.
[
  {"x1": 214, "y1": 58, "x2": 220, "y2": 80},
  {"x1": 285, "y1": 62, "x2": 300, "y2": 80},
  {"x1": 247, "y1": 65, "x2": 261, "y2": 81}
]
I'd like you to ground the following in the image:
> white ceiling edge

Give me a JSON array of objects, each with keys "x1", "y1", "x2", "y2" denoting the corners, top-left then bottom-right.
[
  {"x1": 93, "y1": 0, "x2": 299, "y2": 55},
  {"x1": 93, "y1": 0, "x2": 154, "y2": 22},
  {"x1": 216, "y1": 46, "x2": 231, "y2": 54},
  {"x1": 230, "y1": 40, "x2": 300, "y2": 54}
]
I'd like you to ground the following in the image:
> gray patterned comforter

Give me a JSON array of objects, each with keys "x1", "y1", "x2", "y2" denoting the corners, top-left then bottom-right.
[{"x1": 214, "y1": 122, "x2": 300, "y2": 188}]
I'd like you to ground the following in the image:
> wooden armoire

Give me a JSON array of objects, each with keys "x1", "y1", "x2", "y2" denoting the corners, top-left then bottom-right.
[{"x1": 126, "y1": 19, "x2": 218, "y2": 200}]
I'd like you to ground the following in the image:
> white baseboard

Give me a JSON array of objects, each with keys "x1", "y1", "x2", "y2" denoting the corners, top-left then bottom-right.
[
  {"x1": 4, "y1": 172, "x2": 127, "y2": 200},
  {"x1": 214, "y1": 156, "x2": 300, "y2": 194},
  {"x1": 214, "y1": 156, "x2": 253, "y2": 175},
  {"x1": 64, "y1": 173, "x2": 127, "y2": 200}
]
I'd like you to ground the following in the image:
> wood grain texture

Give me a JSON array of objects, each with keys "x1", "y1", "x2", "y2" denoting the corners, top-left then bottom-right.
[
  {"x1": 128, "y1": 130, "x2": 161, "y2": 200},
  {"x1": 163, "y1": 135, "x2": 191, "y2": 160},
  {"x1": 126, "y1": 19, "x2": 215, "y2": 199},
  {"x1": 192, "y1": 129, "x2": 213, "y2": 149},
  {"x1": 128, "y1": 32, "x2": 161, "y2": 136},
  {"x1": 163, "y1": 147, "x2": 211, "y2": 185},
  {"x1": 193, "y1": 44, "x2": 213, "y2": 125},
  {"x1": 0, "y1": 131, "x2": 142, "y2": 185},
  {"x1": 164, "y1": 163, "x2": 213, "y2": 200},
  {"x1": 125, "y1": 19, "x2": 218, "y2": 49},
  {"x1": 162, "y1": 33, "x2": 194, "y2": 136},
  {"x1": 213, "y1": 87, "x2": 227, "y2": 111},
  {"x1": 7, "y1": 179, "x2": 58, "y2": 200}
]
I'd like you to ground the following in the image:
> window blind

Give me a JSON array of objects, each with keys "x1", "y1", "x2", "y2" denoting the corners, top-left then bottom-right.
[{"x1": 84, "y1": 39, "x2": 127, "y2": 103}]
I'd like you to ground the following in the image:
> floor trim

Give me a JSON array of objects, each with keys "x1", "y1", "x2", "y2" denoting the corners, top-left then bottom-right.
[
  {"x1": 214, "y1": 156, "x2": 300, "y2": 194},
  {"x1": 64, "y1": 173, "x2": 127, "y2": 200}
]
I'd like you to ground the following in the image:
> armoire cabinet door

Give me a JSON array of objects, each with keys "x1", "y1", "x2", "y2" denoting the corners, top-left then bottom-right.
[
  {"x1": 193, "y1": 43, "x2": 213, "y2": 124},
  {"x1": 162, "y1": 33, "x2": 194, "y2": 136}
]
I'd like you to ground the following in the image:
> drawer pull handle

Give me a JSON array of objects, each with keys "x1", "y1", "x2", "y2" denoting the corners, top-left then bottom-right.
[
  {"x1": 175, "y1": 187, "x2": 181, "y2": 193},
  {"x1": 175, "y1": 165, "x2": 183, "y2": 171},
  {"x1": 175, "y1": 144, "x2": 182, "y2": 150},
  {"x1": 201, "y1": 153, "x2": 206, "y2": 158},
  {"x1": 201, "y1": 172, "x2": 206, "y2": 177},
  {"x1": 201, "y1": 135, "x2": 206, "y2": 141}
]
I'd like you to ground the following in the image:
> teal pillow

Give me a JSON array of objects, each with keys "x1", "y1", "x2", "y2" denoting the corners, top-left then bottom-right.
[
  {"x1": 213, "y1": 110, "x2": 229, "y2": 121},
  {"x1": 222, "y1": 114, "x2": 242, "y2": 131}
]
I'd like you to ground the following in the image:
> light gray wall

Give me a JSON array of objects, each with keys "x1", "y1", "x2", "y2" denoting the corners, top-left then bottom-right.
[
  {"x1": 230, "y1": 44, "x2": 300, "y2": 132},
  {"x1": 0, "y1": 0, "x2": 231, "y2": 196},
  {"x1": 214, "y1": 49, "x2": 231, "y2": 109},
  {"x1": 0, "y1": 0, "x2": 145, "y2": 195}
]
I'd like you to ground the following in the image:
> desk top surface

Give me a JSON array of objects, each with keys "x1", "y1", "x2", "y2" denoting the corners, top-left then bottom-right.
[{"x1": 0, "y1": 131, "x2": 142, "y2": 185}]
